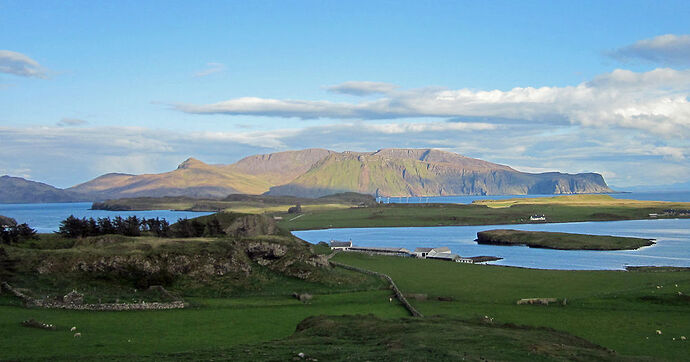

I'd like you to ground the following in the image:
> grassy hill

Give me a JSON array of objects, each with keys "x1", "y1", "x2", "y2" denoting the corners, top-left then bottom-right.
[{"x1": 332, "y1": 252, "x2": 690, "y2": 360}]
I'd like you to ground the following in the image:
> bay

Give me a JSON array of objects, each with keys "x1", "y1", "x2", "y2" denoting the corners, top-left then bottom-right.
[
  {"x1": 0, "y1": 202, "x2": 213, "y2": 233},
  {"x1": 293, "y1": 218, "x2": 690, "y2": 270}
]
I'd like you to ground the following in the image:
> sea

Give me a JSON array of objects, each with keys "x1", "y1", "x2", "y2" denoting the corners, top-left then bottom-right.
[
  {"x1": 0, "y1": 202, "x2": 213, "y2": 234},
  {"x1": 2, "y1": 191, "x2": 689, "y2": 270}
]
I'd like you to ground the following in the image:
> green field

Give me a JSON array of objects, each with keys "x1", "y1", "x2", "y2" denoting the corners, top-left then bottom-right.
[
  {"x1": 0, "y1": 291, "x2": 408, "y2": 361},
  {"x1": 280, "y1": 195, "x2": 690, "y2": 230},
  {"x1": 476, "y1": 229, "x2": 654, "y2": 250},
  {"x1": 332, "y1": 252, "x2": 690, "y2": 360}
]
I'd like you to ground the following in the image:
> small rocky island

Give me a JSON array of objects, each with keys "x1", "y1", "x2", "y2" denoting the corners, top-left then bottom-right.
[{"x1": 476, "y1": 229, "x2": 655, "y2": 251}]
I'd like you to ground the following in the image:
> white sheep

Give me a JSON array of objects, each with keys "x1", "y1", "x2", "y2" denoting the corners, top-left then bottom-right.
[
  {"x1": 681, "y1": 336, "x2": 687, "y2": 341},
  {"x1": 656, "y1": 330, "x2": 662, "y2": 335},
  {"x1": 70, "y1": 326, "x2": 77, "y2": 332},
  {"x1": 74, "y1": 332, "x2": 81, "y2": 338}
]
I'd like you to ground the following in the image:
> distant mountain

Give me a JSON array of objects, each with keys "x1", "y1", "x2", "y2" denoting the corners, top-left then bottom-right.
[
  {"x1": 0, "y1": 175, "x2": 88, "y2": 203},
  {"x1": 266, "y1": 149, "x2": 612, "y2": 197},
  {"x1": 67, "y1": 149, "x2": 334, "y2": 200},
  {"x1": 2, "y1": 148, "x2": 613, "y2": 203}
]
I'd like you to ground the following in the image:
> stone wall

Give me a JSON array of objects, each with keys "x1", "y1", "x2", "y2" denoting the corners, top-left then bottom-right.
[
  {"x1": 329, "y1": 261, "x2": 423, "y2": 318},
  {"x1": 0, "y1": 282, "x2": 186, "y2": 311}
]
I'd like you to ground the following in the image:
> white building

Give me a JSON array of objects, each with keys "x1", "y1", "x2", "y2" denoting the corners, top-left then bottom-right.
[
  {"x1": 329, "y1": 240, "x2": 352, "y2": 250},
  {"x1": 412, "y1": 246, "x2": 451, "y2": 259}
]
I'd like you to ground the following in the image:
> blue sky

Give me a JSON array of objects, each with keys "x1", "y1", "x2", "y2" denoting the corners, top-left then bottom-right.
[{"x1": 1, "y1": 0, "x2": 689, "y2": 189}]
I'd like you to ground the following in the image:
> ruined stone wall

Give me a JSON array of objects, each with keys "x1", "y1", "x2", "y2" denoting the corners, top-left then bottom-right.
[{"x1": 0, "y1": 282, "x2": 186, "y2": 311}]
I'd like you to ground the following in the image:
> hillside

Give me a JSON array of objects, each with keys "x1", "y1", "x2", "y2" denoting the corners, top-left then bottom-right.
[
  {"x1": 267, "y1": 149, "x2": 612, "y2": 197},
  {"x1": 4, "y1": 148, "x2": 613, "y2": 203},
  {"x1": 0, "y1": 175, "x2": 88, "y2": 203}
]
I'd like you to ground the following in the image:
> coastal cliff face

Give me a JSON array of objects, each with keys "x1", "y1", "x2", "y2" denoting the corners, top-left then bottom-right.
[
  {"x1": 2, "y1": 148, "x2": 612, "y2": 202},
  {"x1": 266, "y1": 149, "x2": 612, "y2": 197}
]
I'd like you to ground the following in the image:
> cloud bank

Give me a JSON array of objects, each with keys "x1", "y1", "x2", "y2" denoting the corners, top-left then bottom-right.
[
  {"x1": 609, "y1": 34, "x2": 690, "y2": 65},
  {"x1": 1, "y1": 121, "x2": 687, "y2": 189},
  {"x1": 0, "y1": 50, "x2": 48, "y2": 78},
  {"x1": 326, "y1": 81, "x2": 399, "y2": 96},
  {"x1": 174, "y1": 68, "x2": 690, "y2": 137}
]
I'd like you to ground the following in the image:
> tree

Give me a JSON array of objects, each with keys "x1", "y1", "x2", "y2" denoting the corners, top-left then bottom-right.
[
  {"x1": 15, "y1": 223, "x2": 37, "y2": 240},
  {"x1": 288, "y1": 203, "x2": 302, "y2": 214},
  {"x1": 206, "y1": 218, "x2": 225, "y2": 237},
  {"x1": 58, "y1": 215, "x2": 86, "y2": 238}
]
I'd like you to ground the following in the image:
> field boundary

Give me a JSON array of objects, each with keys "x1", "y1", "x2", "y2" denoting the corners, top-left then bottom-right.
[
  {"x1": 0, "y1": 282, "x2": 186, "y2": 311},
  {"x1": 329, "y1": 260, "x2": 423, "y2": 318}
]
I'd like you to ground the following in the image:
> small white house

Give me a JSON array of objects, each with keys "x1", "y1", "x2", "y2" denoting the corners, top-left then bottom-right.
[
  {"x1": 413, "y1": 247, "x2": 451, "y2": 259},
  {"x1": 530, "y1": 215, "x2": 546, "y2": 221},
  {"x1": 329, "y1": 240, "x2": 352, "y2": 250}
]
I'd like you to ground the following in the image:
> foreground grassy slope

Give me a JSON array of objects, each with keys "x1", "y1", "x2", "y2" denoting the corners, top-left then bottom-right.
[
  {"x1": 143, "y1": 315, "x2": 640, "y2": 361},
  {"x1": 281, "y1": 195, "x2": 690, "y2": 230},
  {"x1": 476, "y1": 229, "x2": 654, "y2": 250},
  {"x1": 0, "y1": 291, "x2": 407, "y2": 361},
  {"x1": 332, "y1": 253, "x2": 690, "y2": 360}
]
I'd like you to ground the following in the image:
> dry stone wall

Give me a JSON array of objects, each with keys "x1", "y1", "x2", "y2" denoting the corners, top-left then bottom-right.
[
  {"x1": 0, "y1": 282, "x2": 186, "y2": 311},
  {"x1": 329, "y1": 261, "x2": 423, "y2": 318}
]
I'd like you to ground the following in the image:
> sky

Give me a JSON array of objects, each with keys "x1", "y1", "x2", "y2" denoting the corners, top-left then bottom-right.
[{"x1": 1, "y1": 0, "x2": 689, "y2": 189}]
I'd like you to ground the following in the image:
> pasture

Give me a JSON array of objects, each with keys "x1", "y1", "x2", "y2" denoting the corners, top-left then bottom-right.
[{"x1": 332, "y1": 252, "x2": 690, "y2": 360}]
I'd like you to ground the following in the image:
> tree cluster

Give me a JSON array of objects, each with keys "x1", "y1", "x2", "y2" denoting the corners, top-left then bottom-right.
[
  {"x1": 57, "y1": 215, "x2": 225, "y2": 239},
  {"x1": 1, "y1": 223, "x2": 37, "y2": 244}
]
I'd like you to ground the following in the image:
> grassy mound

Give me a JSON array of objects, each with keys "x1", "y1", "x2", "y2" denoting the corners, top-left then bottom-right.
[
  {"x1": 144, "y1": 315, "x2": 635, "y2": 361},
  {"x1": 476, "y1": 229, "x2": 654, "y2": 250},
  {"x1": 332, "y1": 252, "x2": 690, "y2": 360}
]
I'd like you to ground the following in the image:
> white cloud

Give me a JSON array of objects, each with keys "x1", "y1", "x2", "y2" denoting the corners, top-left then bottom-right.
[
  {"x1": 174, "y1": 68, "x2": 690, "y2": 137},
  {"x1": 326, "y1": 81, "x2": 398, "y2": 96},
  {"x1": 57, "y1": 118, "x2": 89, "y2": 127},
  {"x1": 609, "y1": 34, "x2": 690, "y2": 65},
  {"x1": 193, "y1": 62, "x2": 225, "y2": 77},
  {"x1": 0, "y1": 50, "x2": 48, "y2": 78},
  {"x1": 1, "y1": 121, "x2": 687, "y2": 188}
]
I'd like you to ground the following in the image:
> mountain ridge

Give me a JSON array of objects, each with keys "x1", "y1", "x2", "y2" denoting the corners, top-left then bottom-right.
[{"x1": 2, "y1": 148, "x2": 613, "y2": 203}]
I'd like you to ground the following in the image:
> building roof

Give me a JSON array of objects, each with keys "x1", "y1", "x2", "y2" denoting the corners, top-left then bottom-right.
[
  {"x1": 330, "y1": 240, "x2": 352, "y2": 247},
  {"x1": 427, "y1": 253, "x2": 460, "y2": 260},
  {"x1": 414, "y1": 247, "x2": 451, "y2": 253},
  {"x1": 349, "y1": 246, "x2": 411, "y2": 253},
  {"x1": 432, "y1": 247, "x2": 451, "y2": 253}
]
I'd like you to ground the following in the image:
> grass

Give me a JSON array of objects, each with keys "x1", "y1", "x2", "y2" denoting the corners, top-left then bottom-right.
[
  {"x1": 280, "y1": 195, "x2": 690, "y2": 230},
  {"x1": 476, "y1": 229, "x2": 654, "y2": 250},
  {"x1": 332, "y1": 252, "x2": 690, "y2": 360},
  {"x1": 0, "y1": 291, "x2": 408, "y2": 361},
  {"x1": 473, "y1": 194, "x2": 690, "y2": 209},
  {"x1": 144, "y1": 315, "x2": 640, "y2": 361}
]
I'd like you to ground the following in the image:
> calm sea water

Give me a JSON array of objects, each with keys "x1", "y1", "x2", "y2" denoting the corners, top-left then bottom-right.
[
  {"x1": 0, "y1": 202, "x2": 213, "y2": 233},
  {"x1": 378, "y1": 191, "x2": 690, "y2": 204},
  {"x1": 294, "y1": 218, "x2": 690, "y2": 270}
]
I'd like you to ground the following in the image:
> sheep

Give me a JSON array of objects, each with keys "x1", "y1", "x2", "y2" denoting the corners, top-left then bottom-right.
[
  {"x1": 389, "y1": 297, "x2": 392, "y2": 303},
  {"x1": 73, "y1": 333, "x2": 81, "y2": 338},
  {"x1": 70, "y1": 326, "x2": 77, "y2": 332},
  {"x1": 656, "y1": 330, "x2": 662, "y2": 335},
  {"x1": 681, "y1": 336, "x2": 687, "y2": 341}
]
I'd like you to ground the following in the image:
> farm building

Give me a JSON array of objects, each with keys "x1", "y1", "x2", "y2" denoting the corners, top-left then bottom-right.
[
  {"x1": 427, "y1": 253, "x2": 475, "y2": 263},
  {"x1": 347, "y1": 246, "x2": 411, "y2": 257},
  {"x1": 329, "y1": 240, "x2": 352, "y2": 250},
  {"x1": 530, "y1": 215, "x2": 546, "y2": 221},
  {"x1": 412, "y1": 246, "x2": 451, "y2": 258}
]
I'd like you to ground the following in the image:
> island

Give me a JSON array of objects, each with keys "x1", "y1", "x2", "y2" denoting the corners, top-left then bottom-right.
[{"x1": 476, "y1": 229, "x2": 655, "y2": 250}]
